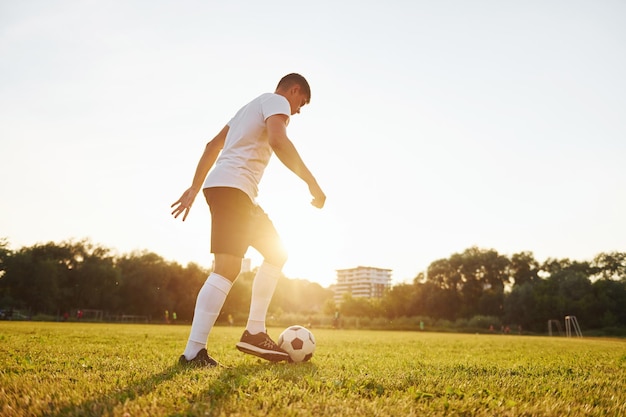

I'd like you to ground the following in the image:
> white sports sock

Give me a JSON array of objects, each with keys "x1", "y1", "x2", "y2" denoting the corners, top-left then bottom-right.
[
  {"x1": 246, "y1": 262, "x2": 281, "y2": 334},
  {"x1": 183, "y1": 273, "x2": 233, "y2": 360}
]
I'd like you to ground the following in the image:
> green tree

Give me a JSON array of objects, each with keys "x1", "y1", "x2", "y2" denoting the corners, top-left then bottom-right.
[
  {"x1": 271, "y1": 277, "x2": 334, "y2": 315},
  {"x1": 590, "y1": 279, "x2": 626, "y2": 327},
  {"x1": 381, "y1": 282, "x2": 414, "y2": 319},
  {"x1": 1, "y1": 243, "x2": 66, "y2": 314},
  {"x1": 116, "y1": 251, "x2": 177, "y2": 319},
  {"x1": 0, "y1": 238, "x2": 12, "y2": 305},
  {"x1": 508, "y1": 251, "x2": 540, "y2": 286},
  {"x1": 503, "y1": 257, "x2": 618, "y2": 332},
  {"x1": 340, "y1": 294, "x2": 380, "y2": 318},
  {"x1": 166, "y1": 262, "x2": 209, "y2": 321},
  {"x1": 425, "y1": 247, "x2": 510, "y2": 319},
  {"x1": 592, "y1": 252, "x2": 626, "y2": 281},
  {"x1": 58, "y1": 240, "x2": 121, "y2": 313},
  {"x1": 412, "y1": 281, "x2": 459, "y2": 321},
  {"x1": 504, "y1": 282, "x2": 537, "y2": 330}
]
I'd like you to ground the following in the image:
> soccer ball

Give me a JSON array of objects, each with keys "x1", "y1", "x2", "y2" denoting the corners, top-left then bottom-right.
[{"x1": 278, "y1": 325, "x2": 316, "y2": 363}]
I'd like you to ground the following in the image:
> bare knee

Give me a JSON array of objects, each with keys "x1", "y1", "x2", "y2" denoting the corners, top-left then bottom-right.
[
  {"x1": 213, "y1": 254, "x2": 243, "y2": 282},
  {"x1": 213, "y1": 265, "x2": 240, "y2": 282},
  {"x1": 264, "y1": 249, "x2": 288, "y2": 269}
]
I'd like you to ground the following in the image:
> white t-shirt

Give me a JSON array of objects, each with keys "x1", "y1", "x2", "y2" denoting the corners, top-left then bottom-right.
[{"x1": 203, "y1": 93, "x2": 290, "y2": 202}]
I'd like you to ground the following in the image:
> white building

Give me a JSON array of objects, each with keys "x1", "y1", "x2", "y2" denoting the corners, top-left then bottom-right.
[
  {"x1": 240, "y1": 258, "x2": 252, "y2": 273},
  {"x1": 333, "y1": 266, "x2": 392, "y2": 304}
]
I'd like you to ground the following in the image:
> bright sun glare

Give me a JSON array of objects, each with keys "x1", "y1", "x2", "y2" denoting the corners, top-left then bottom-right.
[{"x1": 245, "y1": 207, "x2": 344, "y2": 286}]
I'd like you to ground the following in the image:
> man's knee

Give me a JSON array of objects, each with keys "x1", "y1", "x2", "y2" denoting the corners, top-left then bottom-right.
[
  {"x1": 265, "y1": 248, "x2": 288, "y2": 269},
  {"x1": 213, "y1": 254, "x2": 243, "y2": 282},
  {"x1": 213, "y1": 266, "x2": 240, "y2": 282}
]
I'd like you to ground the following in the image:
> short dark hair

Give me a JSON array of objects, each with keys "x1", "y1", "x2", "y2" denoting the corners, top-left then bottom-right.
[{"x1": 277, "y1": 73, "x2": 311, "y2": 102}]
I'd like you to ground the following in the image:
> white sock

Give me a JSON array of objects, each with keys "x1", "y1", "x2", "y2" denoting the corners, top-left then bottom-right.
[
  {"x1": 183, "y1": 273, "x2": 233, "y2": 360},
  {"x1": 246, "y1": 262, "x2": 281, "y2": 334}
]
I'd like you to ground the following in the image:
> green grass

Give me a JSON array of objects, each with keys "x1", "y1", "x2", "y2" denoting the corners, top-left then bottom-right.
[{"x1": 1, "y1": 322, "x2": 625, "y2": 416}]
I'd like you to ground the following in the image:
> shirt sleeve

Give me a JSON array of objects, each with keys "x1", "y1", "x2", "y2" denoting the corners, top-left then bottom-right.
[{"x1": 261, "y1": 94, "x2": 290, "y2": 121}]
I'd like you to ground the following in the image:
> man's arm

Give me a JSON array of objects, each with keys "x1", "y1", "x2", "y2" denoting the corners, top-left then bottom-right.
[
  {"x1": 266, "y1": 115, "x2": 326, "y2": 208},
  {"x1": 171, "y1": 125, "x2": 229, "y2": 221}
]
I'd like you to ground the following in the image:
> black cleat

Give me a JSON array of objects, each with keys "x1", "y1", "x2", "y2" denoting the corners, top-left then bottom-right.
[
  {"x1": 236, "y1": 330, "x2": 290, "y2": 362},
  {"x1": 178, "y1": 348, "x2": 219, "y2": 367}
]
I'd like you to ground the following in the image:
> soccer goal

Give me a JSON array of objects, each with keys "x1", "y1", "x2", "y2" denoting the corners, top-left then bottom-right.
[
  {"x1": 548, "y1": 319, "x2": 563, "y2": 336},
  {"x1": 565, "y1": 315, "x2": 583, "y2": 338},
  {"x1": 76, "y1": 309, "x2": 103, "y2": 321}
]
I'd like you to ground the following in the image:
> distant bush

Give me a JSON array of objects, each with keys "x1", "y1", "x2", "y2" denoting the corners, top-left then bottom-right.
[
  {"x1": 468, "y1": 315, "x2": 501, "y2": 330},
  {"x1": 454, "y1": 318, "x2": 469, "y2": 328}
]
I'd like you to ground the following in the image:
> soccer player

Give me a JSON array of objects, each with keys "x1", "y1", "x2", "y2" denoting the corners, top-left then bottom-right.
[{"x1": 171, "y1": 73, "x2": 326, "y2": 366}]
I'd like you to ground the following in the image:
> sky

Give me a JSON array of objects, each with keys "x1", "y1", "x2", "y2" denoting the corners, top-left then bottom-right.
[{"x1": 1, "y1": 1, "x2": 625, "y2": 288}]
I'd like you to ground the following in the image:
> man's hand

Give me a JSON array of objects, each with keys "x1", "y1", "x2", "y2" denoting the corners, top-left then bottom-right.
[
  {"x1": 171, "y1": 187, "x2": 199, "y2": 221},
  {"x1": 309, "y1": 182, "x2": 326, "y2": 209}
]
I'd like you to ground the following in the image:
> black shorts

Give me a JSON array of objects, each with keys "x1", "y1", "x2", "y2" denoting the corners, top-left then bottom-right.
[{"x1": 203, "y1": 187, "x2": 285, "y2": 260}]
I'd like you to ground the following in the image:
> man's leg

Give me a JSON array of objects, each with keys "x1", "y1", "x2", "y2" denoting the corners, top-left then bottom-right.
[
  {"x1": 245, "y1": 261, "x2": 282, "y2": 334},
  {"x1": 245, "y1": 205, "x2": 288, "y2": 334},
  {"x1": 181, "y1": 254, "x2": 241, "y2": 363},
  {"x1": 235, "y1": 207, "x2": 290, "y2": 362}
]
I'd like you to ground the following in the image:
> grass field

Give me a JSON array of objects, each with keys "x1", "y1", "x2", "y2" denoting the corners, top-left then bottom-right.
[{"x1": 1, "y1": 322, "x2": 625, "y2": 416}]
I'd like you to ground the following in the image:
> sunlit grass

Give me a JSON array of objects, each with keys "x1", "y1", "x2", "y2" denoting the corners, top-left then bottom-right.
[{"x1": 1, "y1": 322, "x2": 624, "y2": 416}]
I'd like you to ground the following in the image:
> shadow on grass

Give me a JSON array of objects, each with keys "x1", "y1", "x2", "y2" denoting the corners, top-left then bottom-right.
[
  {"x1": 51, "y1": 362, "x2": 184, "y2": 417},
  {"x1": 50, "y1": 359, "x2": 317, "y2": 417},
  {"x1": 181, "y1": 360, "x2": 319, "y2": 416}
]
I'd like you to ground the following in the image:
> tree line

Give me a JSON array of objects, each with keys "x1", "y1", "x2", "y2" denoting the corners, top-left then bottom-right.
[
  {"x1": 1, "y1": 238, "x2": 625, "y2": 334},
  {"x1": 342, "y1": 247, "x2": 626, "y2": 333},
  {"x1": 0, "y1": 238, "x2": 332, "y2": 323}
]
